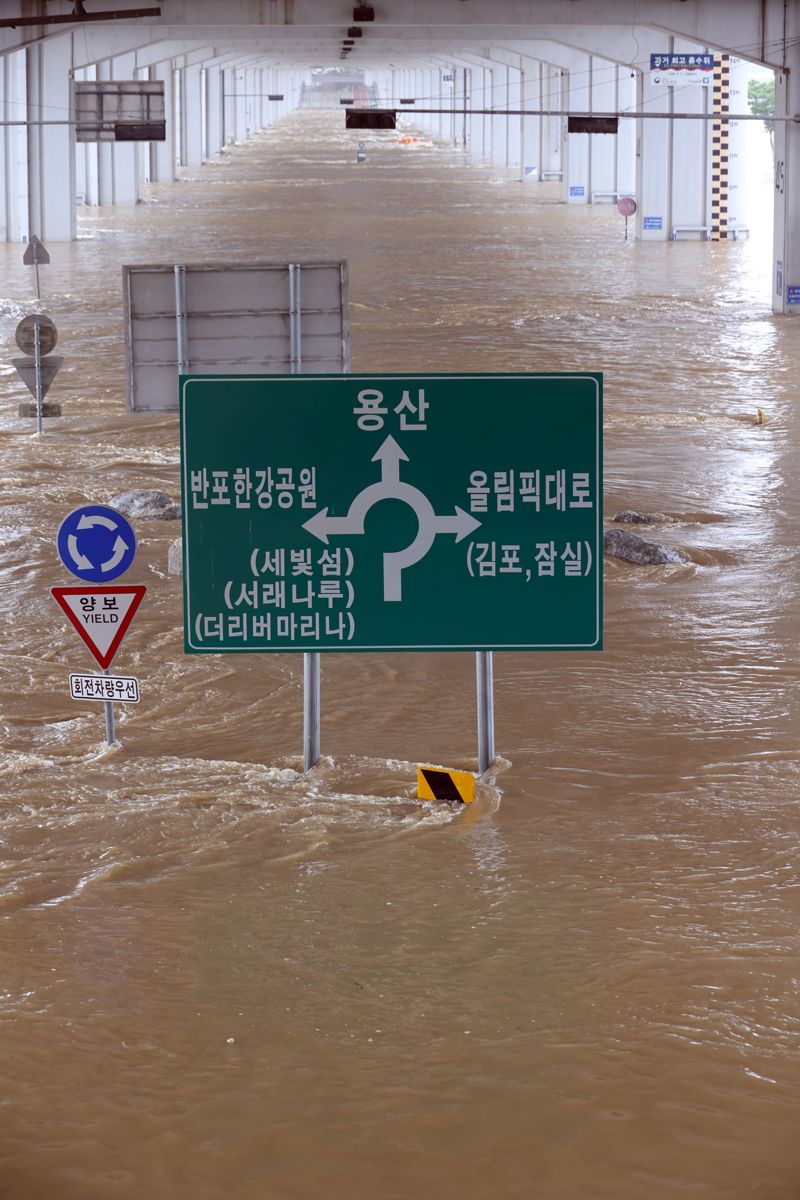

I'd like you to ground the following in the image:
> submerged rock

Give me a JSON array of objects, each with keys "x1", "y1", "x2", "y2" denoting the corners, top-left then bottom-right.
[
  {"x1": 603, "y1": 528, "x2": 689, "y2": 565},
  {"x1": 168, "y1": 538, "x2": 183, "y2": 575},
  {"x1": 110, "y1": 489, "x2": 181, "y2": 520},
  {"x1": 612, "y1": 510, "x2": 671, "y2": 525}
]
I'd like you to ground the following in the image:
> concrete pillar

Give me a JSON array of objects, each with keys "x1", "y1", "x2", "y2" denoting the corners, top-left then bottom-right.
[
  {"x1": 184, "y1": 63, "x2": 203, "y2": 166},
  {"x1": 110, "y1": 52, "x2": 138, "y2": 205},
  {"x1": 26, "y1": 35, "x2": 75, "y2": 240},
  {"x1": 616, "y1": 69, "x2": 637, "y2": 197},
  {"x1": 0, "y1": 49, "x2": 28, "y2": 241},
  {"x1": 565, "y1": 57, "x2": 590, "y2": 204},
  {"x1": 233, "y1": 68, "x2": 246, "y2": 142},
  {"x1": 223, "y1": 67, "x2": 235, "y2": 144},
  {"x1": 587, "y1": 57, "x2": 617, "y2": 202},
  {"x1": 520, "y1": 57, "x2": 541, "y2": 182},
  {"x1": 152, "y1": 60, "x2": 175, "y2": 182},
  {"x1": 507, "y1": 63, "x2": 521, "y2": 167},
  {"x1": 773, "y1": 32, "x2": 800, "y2": 313},
  {"x1": 635, "y1": 37, "x2": 712, "y2": 240},
  {"x1": 540, "y1": 65, "x2": 564, "y2": 182},
  {"x1": 206, "y1": 62, "x2": 223, "y2": 154}
]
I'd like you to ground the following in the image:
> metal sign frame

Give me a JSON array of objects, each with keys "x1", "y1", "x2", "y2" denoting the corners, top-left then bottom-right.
[{"x1": 122, "y1": 261, "x2": 350, "y2": 412}]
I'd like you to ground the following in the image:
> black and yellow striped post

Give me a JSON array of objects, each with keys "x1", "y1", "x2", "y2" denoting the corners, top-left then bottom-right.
[
  {"x1": 711, "y1": 55, "x2": 730, "y2": 242},
  {"x1": 418, "y1": 766, "x2": 475, "y2": 804}
]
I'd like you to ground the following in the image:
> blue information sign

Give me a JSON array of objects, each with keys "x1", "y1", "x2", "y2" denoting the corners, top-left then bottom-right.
[
  {"x1": 787, "y1": 286, "x2": 800, "y2": 305},
  {"x1": 643, "y1": 216, "x2": 663, "y2": 230},
  {"x1": 57, "y1": 505, "x2": 137, "y2": 582}
]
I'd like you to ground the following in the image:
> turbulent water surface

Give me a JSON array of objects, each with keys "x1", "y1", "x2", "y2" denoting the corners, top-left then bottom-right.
[{"x1": 0, "y1": 110, "x2": 798, "y2": 1199}]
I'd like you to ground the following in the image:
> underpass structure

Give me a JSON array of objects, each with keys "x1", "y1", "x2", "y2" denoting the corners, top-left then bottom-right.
[{"x1": 0, "y1": 0, "x2": 797, "y2": 311}]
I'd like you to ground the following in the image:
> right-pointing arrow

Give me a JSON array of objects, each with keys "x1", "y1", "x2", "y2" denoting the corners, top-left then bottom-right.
[{"x1": 433, "y1": 506, "x2": 482, "y2": 543}]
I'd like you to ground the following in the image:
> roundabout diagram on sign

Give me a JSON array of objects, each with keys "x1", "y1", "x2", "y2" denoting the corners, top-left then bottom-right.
[
  {"x1": 56, "y1": 505, "x2": 137, "y2": 582},
  {"x1": 302, "y1": 435, "x2": 481, "y2": 601}
]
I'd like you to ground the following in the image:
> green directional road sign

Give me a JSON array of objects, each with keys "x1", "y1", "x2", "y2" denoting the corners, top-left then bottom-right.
[{"x1": 180, "y1": 373, "x2": 602, "y2": 653}]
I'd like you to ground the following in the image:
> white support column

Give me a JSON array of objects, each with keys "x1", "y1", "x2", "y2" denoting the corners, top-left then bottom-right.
[
  {"x1": 205, "y1": 63, "x2": 222, "y2": 153},
  {"x1": 635, "y1": 35, "x2": 711, "y2": 241},
  {"x1": 152, "y1": 60, "x2": 175, "y2": 182},
  {"x1": 540, "y1": 65, "x2": 564, "y2": 182},
  {"x1": 773, "y1": 33, "x2": 800, "y2": 314},
  {"x1": 520, "y1": 57, "x2": 541, "y2": 182},
  {"x1": 616, "y1": 68, "x2": 637, "y2": 197},
  {"x1": 234, "y1": 67, "x2": 247, "y2": 141},
  {"x1": 110, "y1": 52, "x2": 139, "y2": 205},
  {"x1": 506, "y1": 63, "x2": 521, "y2": 168},
  {"x1": 26, "y1": 34, "x2": 76, "y2": 240},
  {"x1": 636, "y1": 58, "x2": 670, "y2": 239},
  {"x1": 671, "y1": 37, "x2": 711, "y2": 235},
  {"x1": 0, "y1": 50, "x2": 28, "y2": 241},
  {"x1": 565, "y1": 56, "x2": 590, "y2": 204},
  {"x1": 588, "y1": 57, "x2": 617, "y2": 202},
  {"x1": 183, "y1": 62, "x2": 203, "y2": 166}
]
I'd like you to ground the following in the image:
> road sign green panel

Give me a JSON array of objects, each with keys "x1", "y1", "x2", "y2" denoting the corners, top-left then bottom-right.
[{"x1": 180, "y1": 373, "x2": 602, "y2": 653}]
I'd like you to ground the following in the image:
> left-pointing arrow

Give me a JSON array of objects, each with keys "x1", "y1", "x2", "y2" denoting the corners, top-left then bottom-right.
[{"x1": 78, "y1": 513, "x2": 117, "y2": 532}]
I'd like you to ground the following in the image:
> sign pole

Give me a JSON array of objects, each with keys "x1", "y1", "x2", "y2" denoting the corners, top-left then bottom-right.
[
  {"x1": 476, "y1": 650, "x2": 495, "y2": 775},
  {"x1": 303, "y1": 651, "x2": 320, "y2": 772},
  {"x1": 289, "y1": 262, "x2": 321, "y2": 773},
  {"x1": 102, "y1": 667, "x2": 116, "y2": 745},
  {"x1": 33, "y1": 320, "x2": 43, "y2": 434}
]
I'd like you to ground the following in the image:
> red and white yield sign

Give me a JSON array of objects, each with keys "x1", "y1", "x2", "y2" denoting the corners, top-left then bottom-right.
[{"x1": 51, "y1": 585, "x2": 146, "y2": 669}]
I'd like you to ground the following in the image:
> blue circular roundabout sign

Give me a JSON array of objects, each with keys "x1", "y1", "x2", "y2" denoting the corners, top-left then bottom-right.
[{"x1": 57, "y1": 505, "x2": 137, "y2": 583}]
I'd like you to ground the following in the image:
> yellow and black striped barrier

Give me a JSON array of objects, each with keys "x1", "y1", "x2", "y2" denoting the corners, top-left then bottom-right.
[{"x1": 417, "y1": 766, "x2": 475, "y2": 804}]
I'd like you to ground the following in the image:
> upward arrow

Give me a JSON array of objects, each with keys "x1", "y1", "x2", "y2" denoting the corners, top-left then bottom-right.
[{"x1": 371, "y1": 434, "x2": 408, "y2": 484}]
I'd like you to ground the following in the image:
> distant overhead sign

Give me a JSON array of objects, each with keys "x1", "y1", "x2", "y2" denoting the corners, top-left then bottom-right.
[
  {"x1": 73, "y1": 79, "x2": 166, "y2": 142},
  {"x1": 568, "y1": 116, "x2": 619, "y2": 135},
  {"x1": 650, "y1": 53, "x2": 714, "y2": 87},
  {"x1": 123, "y1": 261, "x2": 350, "y2": 412},
  {"x1": 346, "y1": 109, "x2": 396, "y2": 129},
  {"x1": 57, "y1": 505, "x2": 137, "y2": 583}
]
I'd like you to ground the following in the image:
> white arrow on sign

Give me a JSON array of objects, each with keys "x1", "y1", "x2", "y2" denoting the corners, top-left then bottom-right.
[
  {"x1": 101, "y1": 535, "x2": 129, "y2": 574},
  {"x1": 77, "y1": 513, "x2": 117, "y2": 532},
  {"x1": 67, "y1": 535, "x2": 93, "y2": 571},
  {"x1": 303, "y1": 434, "x2": 481, "y2": 601}
]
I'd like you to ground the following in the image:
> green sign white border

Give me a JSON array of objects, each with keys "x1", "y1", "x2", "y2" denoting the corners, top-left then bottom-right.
[{"x1": 180, "y1": 373, "x2": 603, "y2": 653}]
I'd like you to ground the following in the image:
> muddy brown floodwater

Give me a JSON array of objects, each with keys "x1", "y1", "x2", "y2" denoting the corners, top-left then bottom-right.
[{"x1": 0, "y1": 110, "x2": 798, "y2": 1199}]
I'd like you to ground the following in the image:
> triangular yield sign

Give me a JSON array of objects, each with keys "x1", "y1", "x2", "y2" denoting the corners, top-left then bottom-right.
[
  {"x1": 51, "y1": 585, "x2": 146, "y2": 669},
  {"x1": 13, "y1": 355, "x2": 63, "y2": 400},
  {"x1": 23, "y1": 235, "x2": 50, "y2": 265}
]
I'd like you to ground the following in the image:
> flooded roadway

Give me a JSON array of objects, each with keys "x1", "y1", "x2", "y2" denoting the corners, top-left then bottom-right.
[{"x1": 0, "y1": 110, "x2": 798, "y2": 1199}]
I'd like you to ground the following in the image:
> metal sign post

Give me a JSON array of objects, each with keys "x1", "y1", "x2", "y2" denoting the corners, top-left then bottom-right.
[
  {"x1": 617, "y1": 196, "x2": 637, "y2": 241},
  {"x1": 180, "y1": 373, "x2": 603, "y2": 776},
  {"x1": 102, "y1": 667, "x2": 117, "y2": 745},
  {"x1": 53, "y1": 504, "x2": 144, "y2": 747},
  {"x1": 476, "y1": 650, "x2": 495, "y2": 775},
  {"x1": 288, "y1": 261, "x2": 322, "y2": 772},
  {"x1": 22, "y1": 235, "x2": 49, "y2": 299},
  {"x1": 33, "y1": 320, "x2": 43, "y2": 434},
  {"x1": 12, "y1": 314, "x2": 62, "y2": 424}
]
